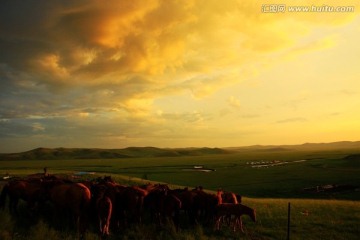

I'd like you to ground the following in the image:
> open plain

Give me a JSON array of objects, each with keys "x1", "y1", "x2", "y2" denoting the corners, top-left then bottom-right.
[{"x1": 0, "y1": 142, "x2": 359, "y2": 239}]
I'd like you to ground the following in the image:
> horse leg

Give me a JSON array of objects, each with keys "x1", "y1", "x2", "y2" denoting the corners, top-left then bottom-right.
[
  {"x1": 0, "y1": 184, "x2": 9, "y2": 210},
  {"x1": 237, "y1": 216, "x2": 244, "y2": 233},
  {"x1": 214, "y1": 216, "x2": 221, "y2": 230},
  {"x1": 232, "y1": 216, "x2": 237, "y2": 232},
  {"x1": 173, "y1": 209, "x2": 180, "y2": 231},
  {"x1": 155, "y1": 212, "x2": 162, "y2": 226},
  {"x1": 75, "y1": 213, "x2": 86, "y2": 240},
  {"x1": 188, "y1": 209, "x2": 196, "y2": 225},
  {"x1": 9, "y1": 197, "x2": 19, "y2": 215},
  {"x1": 27, "y1": 199, "x2": 38, "y2": 217},
  {"x1": 78, "y1": 212, "x2": 89, "y2": 240},
  {"x1": 105, "y1": 216, "x2": 110, "y2": 236},
  {"x1": 98, "y1": 215, "x2": 109, "y2": 238},
  {"x1": 99, "y1": 216, "x2": 103, "y2": 237},
  {"x1": 8, "y1": 198, "x2": 14, "y2": 214}
]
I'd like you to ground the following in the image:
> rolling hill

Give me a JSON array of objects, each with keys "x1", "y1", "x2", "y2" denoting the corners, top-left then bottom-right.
[
  {"x1": 1, "y1": 141, "x2": 360, "y2": 160},
  {"x1": 0, "y1": 146, "x2": 229, "y2": 160}
]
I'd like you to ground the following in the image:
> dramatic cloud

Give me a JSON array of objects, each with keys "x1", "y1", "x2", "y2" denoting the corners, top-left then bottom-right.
[{"x1": 0, "y1": 0, "x2": 360, "y2": 151}]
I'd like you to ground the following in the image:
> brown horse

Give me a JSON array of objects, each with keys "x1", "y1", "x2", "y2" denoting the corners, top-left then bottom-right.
[
  {"x1": 218, "y1": 190, "x2": 242, "y2": 226},
  {"x1": 163, "y1": 193, "x2": 182, "y2": 230},
  {"x1": 96, "y1": 193, "x2": 112, "y2": 238},
  {"x1": 215, "y1": 203, "x2": 256, "y2": 232},
  {"x1": 143, "y1": 187, "x2": 182, "y2": 229},
  {"x1": 170, "y1": 188, "x2": 198, "y2": 225},
  {"x1": 0, "y1": 179, "x2": 44, "y2": 214},
  {"x1": 222, "y1": 191, "x2": 242, "y2": 204},
  {"x1": 115, "y1": 186, "x2": 148, "y2": 226},
  {"x1": 143, "y1": 187, "x2": 165, "y2": 225},
  {"x1": 90, "y1": 181, "x2": 124, "y2": 230},
  {"x1": 43, "y1": 181, "x2": 91, "y2": 238},
  {"x1": 191, "y1": 189, "x2": 218, "y2": 224},
  {"x1": 140, "y1": 183, "x2": 169, "y2": 193},
  {"x1": 90, "y1": 182, "x2": 114, "y2": 238}
]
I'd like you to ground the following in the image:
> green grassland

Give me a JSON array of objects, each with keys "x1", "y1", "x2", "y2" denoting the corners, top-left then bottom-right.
[
  {"x1": 0, "y1": 143, "x2": 360, "y2": 239},
  {"x1": 1, "y1": 196, "x2": 359, "y2": 240},
  {"x1": 1, "y1": 145, "x2": 360, "y2": 199}
]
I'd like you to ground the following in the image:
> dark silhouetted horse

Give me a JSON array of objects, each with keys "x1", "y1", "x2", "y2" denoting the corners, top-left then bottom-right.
[
  {"x1": 96, "y1": 191, "x2": 112, "y2": 238},
  {"x1": 115, "y1": 186, "x2": 147, "y2": 226},
  {"x1": 191, "y1": 188, "x2": 218, "y2": 225},
  {"x1": 43, "y1": 180, "x2": 91, "y2": 238},
  {"x1": 0, "y1": 179, "x2": 44, "y2": 214},
  {"x1": 222, "y1": 191, "x2": 242, "y2": 204},
  {"x1": 215, "y1": 203, "x2": 256, "y2": 232},
  {"x1": 143, "y1": 184, "x2": 182, "y2": 229},
  {"x1": 170, "y1": 188, "x2": 199, "y2": 225}
]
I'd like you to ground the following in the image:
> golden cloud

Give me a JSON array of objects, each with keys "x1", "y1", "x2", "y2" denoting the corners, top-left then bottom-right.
[{"x1": 1, "y1": 0, "x2": 359, "y2": 117}]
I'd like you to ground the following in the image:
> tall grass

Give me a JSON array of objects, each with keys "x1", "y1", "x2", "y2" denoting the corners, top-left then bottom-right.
[
  {"x1": 243, "y1": 198, "x2": 360, "y2": 240},
  {"x1": 0, "y1": 210, "x2": 14, "y2": 240},
  {"x1": 0, "y1": 197, "x2": 359, "y2": 240}
]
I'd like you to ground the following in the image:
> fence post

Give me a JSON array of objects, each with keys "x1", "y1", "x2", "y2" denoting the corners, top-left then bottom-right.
[{"x1": 287, "y1": 202, "x2": 291, "y2": 240}]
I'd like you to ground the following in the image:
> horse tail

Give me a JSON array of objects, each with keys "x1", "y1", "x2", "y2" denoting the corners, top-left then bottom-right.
[
  {"x1": 0, "y1": 184, "x2": 9, "y2": 210},
  {"x1": 78, "y1": 184, "x2": 92, "y2": 236},
  {"x1": 80, "y1": 184, "x2": 92, "y2": 214},
  {"x1": 97, "y1": 196, "x2": 112, "y2": 237}
]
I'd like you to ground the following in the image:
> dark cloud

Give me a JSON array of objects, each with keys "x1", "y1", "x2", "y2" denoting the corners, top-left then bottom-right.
[{"x1": 0, "y1": 0, "x2": 358, "y2": 152}]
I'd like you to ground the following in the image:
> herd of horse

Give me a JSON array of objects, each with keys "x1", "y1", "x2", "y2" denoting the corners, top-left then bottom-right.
[{"x1": 0, "y1": 174, "x2": 256, "y2": 239}]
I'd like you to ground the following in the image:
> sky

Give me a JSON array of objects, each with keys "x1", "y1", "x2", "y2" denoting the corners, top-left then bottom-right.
[{"x1": 1, "y1": 0, "x2": 360, "y2": 153}]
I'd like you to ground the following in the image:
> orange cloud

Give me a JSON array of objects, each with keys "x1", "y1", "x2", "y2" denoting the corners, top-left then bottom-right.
[
  {"x1": 1, "y1": 0, "x2": 360, "y2": 151},
  {"x1": 1, "y1": 0, "x2": 358, "y2": 91}
]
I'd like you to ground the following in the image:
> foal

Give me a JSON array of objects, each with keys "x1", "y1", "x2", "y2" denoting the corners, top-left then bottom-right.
[{"x1": 215, "y1": 203, "x2": 256, "y2": 232}]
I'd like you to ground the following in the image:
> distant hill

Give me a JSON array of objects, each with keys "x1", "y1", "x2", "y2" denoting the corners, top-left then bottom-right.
[
  {"x1": 1, "y1": 141, "x2": 359, "y2": 160},
  {"x1": 0, "y1": 147, "x2": 229, "y2": 160},
  {"x1": 227, "y1": 141, "x2": 360, "y2": 152},
  {"x1": 299, "y1": 141, "x2": 360, "y2": 149},
  {"x1": 343, "y1": 154, "x2": 360, "y2": 167},
  {"x1": 344, "y1": 154, "x2": 360, "y2": 160}
]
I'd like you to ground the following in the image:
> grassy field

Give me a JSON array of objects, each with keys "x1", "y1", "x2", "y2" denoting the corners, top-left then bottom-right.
[
  {"x1": 0, "y1": 145, "x2": 359, "y2": 239},
  {"x1": 1, "y1": 147, "x2": 360, "y2": 199},
  {"x1": 1, "y1": 196, "x2": 359, "y2": 240}
]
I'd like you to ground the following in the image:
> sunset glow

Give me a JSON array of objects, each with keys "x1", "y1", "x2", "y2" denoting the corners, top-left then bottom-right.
[{"x1": 1, "y1": 0, "x2": 360, "y2": 152}]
